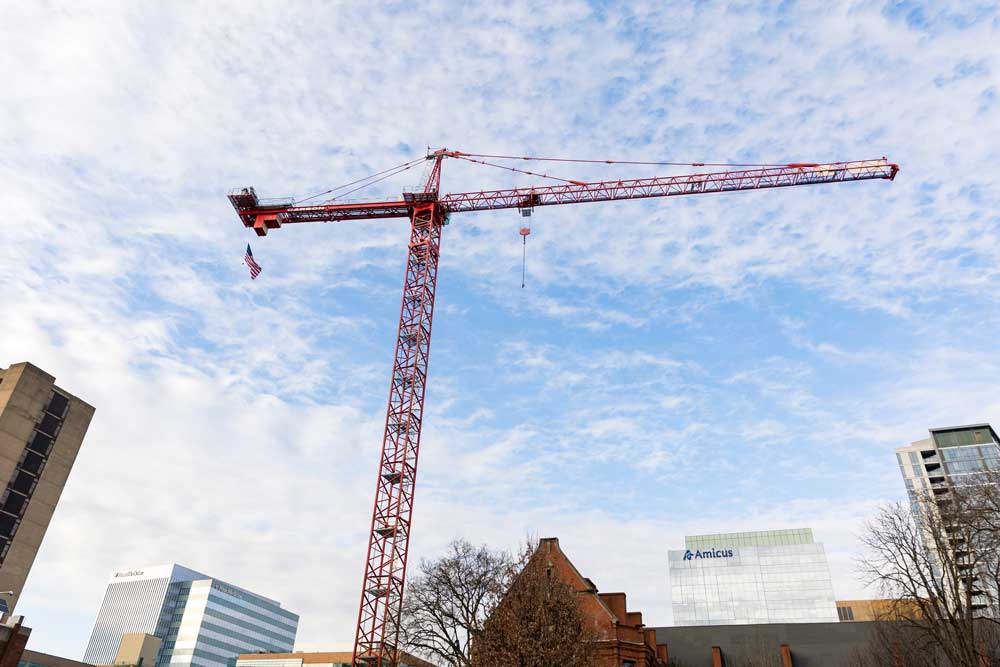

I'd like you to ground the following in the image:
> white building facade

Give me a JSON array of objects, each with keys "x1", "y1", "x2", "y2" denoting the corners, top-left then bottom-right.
[
  {"x1": 84, "y1": 564, "x2": 298, "y2": 667},
  {"x1": 669, "y1": 528, "x2": 838, "y2": 626}
]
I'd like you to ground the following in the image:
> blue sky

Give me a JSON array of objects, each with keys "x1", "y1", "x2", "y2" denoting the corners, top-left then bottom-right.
[{"x1": 2, "y1": 0, "x2": 999, "y2": 658}]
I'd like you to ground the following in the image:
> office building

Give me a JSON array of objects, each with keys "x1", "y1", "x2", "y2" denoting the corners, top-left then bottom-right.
[
  {"x1": 0, "y1": 362, "x2": 94, "y2": 615},
  {"x1": 895, "y1": 423, "x2": 999, "y2": 504},
  {"x1": 669, "y1": 528, "x2": 838, "y2": 625},
  {"x1": 83, "y1": 565, "x2": 298, "y2": 667}
]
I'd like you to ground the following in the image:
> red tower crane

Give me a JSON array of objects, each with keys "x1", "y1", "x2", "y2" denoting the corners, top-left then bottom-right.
[{"x1": 228, "y1": 150, "x2": 898, "y2": 666}]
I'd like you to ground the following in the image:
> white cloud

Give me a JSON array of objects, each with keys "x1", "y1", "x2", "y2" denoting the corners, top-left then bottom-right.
[{"x1": 2, "y1": 0, "x2": 999, "y2": 659}]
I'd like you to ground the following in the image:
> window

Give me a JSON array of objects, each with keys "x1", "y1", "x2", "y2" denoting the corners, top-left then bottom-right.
[
  {"x1": 0, "y1": 514, "x2": 17, "y2": 537},
  {"x1": 47, "y1": 392, "x2": 69, "y2": 418},
  {"x1": 623, "y1": 662, "x2": 637, "y2": 667},
  {"x1": 26, "y1": 432, "x2": 52, "y2": 456},
  {"x1": 20, "y1": 451, "x2": 44, "y2": 475},
  {"x1": 837, "y1": 606, "x2": 855, "y2": 621},
  {"x1": 2, "y1": 492, "x2": 27, "y2": 516},
  {"x1": 12, "y1": 471, "x2": 36, "y2": 495},
  {"x1": 37, "y1": 412, "x2": 60, "y2": 437}
]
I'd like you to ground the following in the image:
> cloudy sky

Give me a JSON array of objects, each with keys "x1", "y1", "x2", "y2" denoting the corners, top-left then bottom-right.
[{"x1": 3, "y1": 0, "x2": 999, "y2": 659}]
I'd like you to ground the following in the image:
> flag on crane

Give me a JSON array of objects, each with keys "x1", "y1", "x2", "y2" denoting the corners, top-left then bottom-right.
[{"x1": 244, "y1": 244, "x2": 262, "y2": 280}]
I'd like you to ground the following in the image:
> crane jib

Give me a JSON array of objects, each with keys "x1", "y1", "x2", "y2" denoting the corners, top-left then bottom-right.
[{"x1": 229, "y1": 159, "x2": 898, "y2": 236}]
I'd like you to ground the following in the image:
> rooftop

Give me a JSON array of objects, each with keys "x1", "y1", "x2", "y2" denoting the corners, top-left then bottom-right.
[{"x1": 685, "y1": 527, "x2": 815, "y2": 549}]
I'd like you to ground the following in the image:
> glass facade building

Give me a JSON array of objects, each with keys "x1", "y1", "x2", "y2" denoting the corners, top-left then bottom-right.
[
  {"x1": 84, "y1": 565, "x2": 298, "y2": 667},
  {"x1": 896, "y1": 424, "x2": 1000, "y2": 505},
  {"x1": 669, "y1": 528, "x2": 838, "y2": 625}
]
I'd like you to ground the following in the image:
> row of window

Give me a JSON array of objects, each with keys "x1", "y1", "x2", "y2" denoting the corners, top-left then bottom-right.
[
  {"x1": 934, "y1": 429, "x2": 996, "y2": 448},
  {"x1": 943, "y1": 445, "x2": 1000, "y2": 462},
  {"x1": 0, "y1": 391, "x2": 68, "y2": 563}
]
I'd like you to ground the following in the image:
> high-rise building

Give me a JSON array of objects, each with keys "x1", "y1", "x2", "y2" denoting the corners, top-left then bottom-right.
[
  {"x1": 83, "y1": 565, "x2": 299, "y2": 667},
  {"x1": 669, "y1": 528, "x2": 839, "y2": 625},
  {"x1": 0, "y1": 362, "x2": 94, "y2": 615},
  {"x1": 895, "y1": 423, "x2": 999, "y2": 504},
  {"x1": 895, "y1": 423, "x2": 1000, "y2": 614}
]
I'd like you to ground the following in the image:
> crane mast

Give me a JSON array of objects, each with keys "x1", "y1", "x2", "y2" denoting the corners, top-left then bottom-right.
[
  {"x1": 353, "y1": 159, "x2": 445, "y2": 666},
  {"x1": 228, "y1": 151, "x2": 898, "y2": 667}
]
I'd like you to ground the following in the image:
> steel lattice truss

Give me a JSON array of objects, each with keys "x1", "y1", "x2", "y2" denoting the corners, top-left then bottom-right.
[
  {"x1": 228, "y1": 150, "x2": 898, "y2": 667},
  {"x1": 353, "y1": 202, "x2": 442, "y2": 665}
]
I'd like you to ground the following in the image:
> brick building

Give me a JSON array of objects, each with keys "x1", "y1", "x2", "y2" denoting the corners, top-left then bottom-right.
[{"x1": 493, "y1": 537, "x2": 668, "y2": 667}]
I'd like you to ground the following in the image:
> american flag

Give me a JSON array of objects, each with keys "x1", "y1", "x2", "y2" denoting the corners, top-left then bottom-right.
[{"x1": 244, "y1": 244, "x2": 262, "y2": 280}]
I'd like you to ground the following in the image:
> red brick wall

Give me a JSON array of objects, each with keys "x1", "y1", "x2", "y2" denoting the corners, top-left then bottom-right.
[
  {"x1": 0, "y1": 622, "x2": 31, "y2": 667},
  {"x1": 528, "y1": 539, "x2": 668, "y2": 667}
]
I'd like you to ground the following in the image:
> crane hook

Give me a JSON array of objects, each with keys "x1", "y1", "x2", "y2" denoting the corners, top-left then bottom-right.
[{"x1": 520, "y1": 222, "x2": 530, "y2": 288}]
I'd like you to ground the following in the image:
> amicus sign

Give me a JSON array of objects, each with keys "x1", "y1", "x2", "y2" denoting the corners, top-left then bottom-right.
[{"x1": 683, "y1": 548, "x2": 734, "y2": 561}]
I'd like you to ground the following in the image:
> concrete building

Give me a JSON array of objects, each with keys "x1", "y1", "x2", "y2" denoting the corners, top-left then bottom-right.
[
  {"x1": 654, "y1": 621, "x2": 877, "y2": 666},
  {"x1": 669, "y1": 528, "x2": 839, "y2": 625},
  {"x1": 83, "y1": 565, "x2": 298, "y2": 667},
  {"x1": 236, "y1": 651, "x2": 438, "y2": 667},
  {"x1": 0, "y1": 362, "x2": 94, "y2": 615}
]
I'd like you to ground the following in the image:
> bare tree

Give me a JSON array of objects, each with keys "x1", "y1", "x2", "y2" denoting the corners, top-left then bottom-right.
[
  {"x1": 857, "y1": 470, "x2": 1000, "y2": 666},
  {"x1": 471, "y1": 556, "x2": 596, "y2": 667},
  {"x1": 732, "y1": 631, "x2": 783, "y2": 667},
  {"x1": 848, "y1": 621, "x2": 948, "y2": 667},
  {"x1": 400, "y1": 540, "x2": 521, "y2": 667}
]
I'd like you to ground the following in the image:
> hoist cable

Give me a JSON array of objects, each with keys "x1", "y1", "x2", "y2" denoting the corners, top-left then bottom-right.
[
  {"x1": 326, "y1": 161, "x2": 423, "y2": 202},
  {"x1": 521, "y1": 235, "x2": 527, "y2": 289},
  {"x1": 293, "y1": 156, "x2": 427, "y2": 205},
  {"x1": 451, "y1": 154, "x2": 586, "y2": 186},
  {"x1": 453, "y1": 152, "x2": 801, "y2": 168}
]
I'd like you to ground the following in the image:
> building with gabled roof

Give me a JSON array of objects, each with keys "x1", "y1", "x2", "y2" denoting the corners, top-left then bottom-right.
[{"x1": 490, "y1": 537, "x2": 668, "y2": 667}]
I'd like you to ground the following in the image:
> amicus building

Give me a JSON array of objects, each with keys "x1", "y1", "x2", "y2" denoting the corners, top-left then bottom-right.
[{"x1": 668, "y1": 528, "x2": 839, "y2": 626}]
